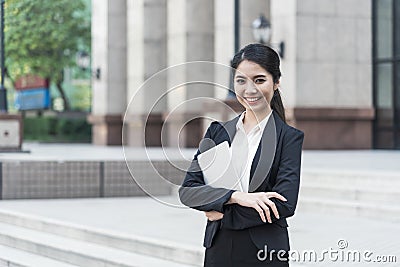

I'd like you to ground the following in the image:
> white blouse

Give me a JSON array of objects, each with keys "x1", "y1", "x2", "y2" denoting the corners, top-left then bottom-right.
[{"x1": 230, "y1": 110, "x2": 272, "y2": 192}]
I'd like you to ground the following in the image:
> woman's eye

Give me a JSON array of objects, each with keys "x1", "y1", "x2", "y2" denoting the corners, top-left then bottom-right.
[
  {"x1": 255, "y1": 79, "x2": 266, "y2": 84},
  {"x1": 236, "y1": 79, "x2": 245, "y2": 84}
]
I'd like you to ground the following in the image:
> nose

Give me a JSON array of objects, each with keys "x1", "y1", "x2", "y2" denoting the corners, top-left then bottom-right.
[{"x1": 245, "y1": 81, "x2": 258, "y2": 94}]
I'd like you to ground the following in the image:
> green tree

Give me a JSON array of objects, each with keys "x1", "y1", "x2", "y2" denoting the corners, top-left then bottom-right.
[{"x1": 4, "y1": 0, "x2": 90, "y2": 110}]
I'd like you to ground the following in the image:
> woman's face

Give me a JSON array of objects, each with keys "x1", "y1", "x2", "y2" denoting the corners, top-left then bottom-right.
[{"x1": 234, "y1": 60, "x2": 279, "y2": 114}]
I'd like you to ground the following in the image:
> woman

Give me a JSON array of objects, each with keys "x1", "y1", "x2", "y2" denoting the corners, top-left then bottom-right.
[{"x1": 179, "y1": 44, "x2": 304, "y2": 266}]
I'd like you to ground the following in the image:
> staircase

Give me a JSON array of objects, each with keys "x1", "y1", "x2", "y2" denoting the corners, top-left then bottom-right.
[
  {"x1": 0, "y1": 168, "x2": 399, "y2": 266},
  {"x1": 0, "y1": 210, "x2": 200, "y2": 267},
  {"x1": 298, "y1": 169, "x2": 400, "y2": 222}
]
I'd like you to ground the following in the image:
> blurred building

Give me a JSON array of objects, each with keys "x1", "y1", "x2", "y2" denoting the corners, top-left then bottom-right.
[{"x1": 88, "y1": 0, "x2": 399, "y2": 150}]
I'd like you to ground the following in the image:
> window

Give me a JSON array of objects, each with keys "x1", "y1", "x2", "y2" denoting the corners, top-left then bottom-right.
[{"x1": 373, "y1": 0, "x2": 400, "y2": 149}]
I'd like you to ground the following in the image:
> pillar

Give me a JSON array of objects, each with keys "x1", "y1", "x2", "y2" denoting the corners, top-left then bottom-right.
[
  {"x1": 125, "y1": 0, "x2": 167, "y2": 147},
  {"x1": 88, "y1": 0, "x2": 127, "y2": 145},
  {"x1": 166, "y1": 0, "x2": 215, "y2": 148}
]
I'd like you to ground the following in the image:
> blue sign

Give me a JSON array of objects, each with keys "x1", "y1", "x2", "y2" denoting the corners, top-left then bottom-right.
[{"x1": 14, "y1": 87, "x2": 50, "y2": 110}]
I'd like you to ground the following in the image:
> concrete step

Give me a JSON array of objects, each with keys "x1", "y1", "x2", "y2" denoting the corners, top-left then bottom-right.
[
  {"x1": 302, "y1": 169, "x2": 400, "y2": 188},
  {"x1": 0, "y1": 244, "x2": 80, "y2": 267},
  {"x1": 299, "y1": 184, "x2": 400, "y2": 204},
  {"x1": 298, "y1": 196, "x2": 400, "y2": 222},
  {"x1": 0, "y1": 209, "x2": 202, "y2": 266},
  {"x1": 0, "y1": 221, "x2": 194, "y2": 267}
]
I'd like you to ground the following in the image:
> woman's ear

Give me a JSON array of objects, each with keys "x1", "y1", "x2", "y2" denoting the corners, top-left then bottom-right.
[{"x1": 274, "y1": 80, "x2": 280, "y2": 90}]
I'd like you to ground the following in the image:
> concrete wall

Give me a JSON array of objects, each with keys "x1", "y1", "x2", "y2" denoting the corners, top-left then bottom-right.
[
  {"x1": 0, "y1": 161, "x2": 183, "y2": 199},
  {"x1": 270, "y1": 0, "x2": 374, "y2": 149},
  {"x1": 295, "y1": 0, "x2": 372, "y2": 108}
]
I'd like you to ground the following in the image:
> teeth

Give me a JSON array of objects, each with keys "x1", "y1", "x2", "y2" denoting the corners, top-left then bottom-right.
[{"x1": 246, "y1": 97, "x2": 260, "y2": 102}]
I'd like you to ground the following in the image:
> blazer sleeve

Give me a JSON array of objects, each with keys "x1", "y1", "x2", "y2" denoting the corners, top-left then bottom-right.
[
  {"x1": 178, "y1": 122, "x2": 236, "y2": 213},
  {"x1": 221, "y1": 128, "x2": 304, "y2": 230}
]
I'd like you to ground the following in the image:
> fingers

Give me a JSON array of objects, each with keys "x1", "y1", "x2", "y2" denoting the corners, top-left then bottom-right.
[
  {"x1": 205, "y1": 211, "x2": 223, "y2": 221},
  {"x1": 238, "y1": 192, "x2": 286, "y2": 223},
  {"x1": 205, "y1": 211, "x2": 213, "y2": 220},
  {"x1": 252, "y1": 202, "x2": 267, "y2": 223},
  {"x1": 263, "y1": 193, "x2": 281, "y2": 219},
  {"x1": 257, "y1": 200, "x2": 272, "y2": 223},
  {"x1": 253, "y1": 194, "x2": 280, "y2": 222},
  {"x1": 264, "y1": 198, "x2": 279, "y2": 219},
  {"x1": 265, "y1": 192, "x2": 287, "y2": 202}
]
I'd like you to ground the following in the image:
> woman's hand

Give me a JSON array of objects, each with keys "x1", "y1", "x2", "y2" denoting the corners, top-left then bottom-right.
[
  {"x1": 205, "y1": 211, "x2": 224, "y2": 221},
  {"x1": 227, "y1": 191, "x2": 287, "y2": 223}
]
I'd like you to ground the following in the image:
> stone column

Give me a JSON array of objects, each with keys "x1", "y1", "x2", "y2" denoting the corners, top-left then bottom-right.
[
  {"x1": 166, "y1": 0, "x2": 215, "y2": 148},
  {"x1": 143, "y1": 0, "x2": 168, "y2": 147},
  {"x1": 270, "y1": 0, "x2": 297, "y2": 117},
  {"x1": 125, "y1": 0, "x2": 167, "y2": 147},
  {"x1": 88, "y1": 0, "x2": 127, "y2": 145}
]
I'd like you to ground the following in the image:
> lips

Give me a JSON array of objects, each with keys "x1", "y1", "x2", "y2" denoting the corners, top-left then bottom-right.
[{"x1": 244, "y1": 97, "x2": 261, "y2": 103}]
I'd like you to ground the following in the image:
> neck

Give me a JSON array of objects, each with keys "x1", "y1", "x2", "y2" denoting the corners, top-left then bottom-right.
[{"x1": 243, "y1": 107, "x2": 272, "y2": 125}]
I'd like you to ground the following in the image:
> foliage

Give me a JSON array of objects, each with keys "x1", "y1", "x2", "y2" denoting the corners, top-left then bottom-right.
[
  {"x1": 4, "y1": 0, "x2": 90, "y2": 109},
  {"x1": 70, "y1": 83, "x2": 91, "y2": 111},
  {"x1": 23, "y1": 116, "x2": 91, "y2": 142}
]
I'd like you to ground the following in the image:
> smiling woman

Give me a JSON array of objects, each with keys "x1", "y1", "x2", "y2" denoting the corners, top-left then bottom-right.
[
  {"x1": 179, "y1": 43, "x2": 304, "y2": 267},
  {"x1": 234, "y1": 61, "x2": 278, "y2": 133},
  {"x1": 232, "y1": 44, "x2": 286, "y2": 126}
]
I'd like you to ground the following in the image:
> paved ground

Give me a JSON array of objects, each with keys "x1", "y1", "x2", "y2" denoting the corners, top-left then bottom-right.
[
  {"x1": 1, "y1": 144, "x2": 400, "y2": 266},
  {"x1": 0, "y1": 196, "x2": 399, "y2": 266}
]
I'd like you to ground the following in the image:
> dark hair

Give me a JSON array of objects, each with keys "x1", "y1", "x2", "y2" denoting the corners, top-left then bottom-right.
[{"x1": 231, "y1": 43, "x2": 286, "y2": 123}]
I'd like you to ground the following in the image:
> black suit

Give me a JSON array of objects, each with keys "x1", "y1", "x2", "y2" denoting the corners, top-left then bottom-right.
[{"x1": 179, "y1": 110, "x2": 304, "y2": 266}]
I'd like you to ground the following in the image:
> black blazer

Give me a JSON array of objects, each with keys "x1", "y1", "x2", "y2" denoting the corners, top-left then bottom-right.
[{"x1": 179, "y1": 110, "x2": 304, "y2": 251}]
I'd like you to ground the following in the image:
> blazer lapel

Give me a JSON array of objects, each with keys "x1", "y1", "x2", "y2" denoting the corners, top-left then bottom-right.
[
  {"x1": 248, "y1": 110, "x2": 284, "y2": 192},
  {"x1": 221, "y1": 115, "x2": 240, "y2": 146},
  {"x1": 199, "y1": 115, "x2": 240, "y2": 155}
]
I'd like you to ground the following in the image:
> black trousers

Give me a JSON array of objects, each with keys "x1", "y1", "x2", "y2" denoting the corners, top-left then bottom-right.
[{"x1": 204, "y1": 228, "x2": 289, "y2": 267}]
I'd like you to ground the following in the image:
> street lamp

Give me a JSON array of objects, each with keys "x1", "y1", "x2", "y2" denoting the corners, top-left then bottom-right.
[
  {"x1": 227, "y1": 0, "x2": 241, "y2": 99},
  {"x1": 76, "y1": 51, "x2": 100, "y2": 80},
  {"x1": 252, "y1": 14, "x2": 285, "y2": 59},
  {"x1": 252, "y1": 14, "x2": 271, "y2": 44},
  {"x1": 0, "y1": 0, "x2": 8, "y2": 113}
]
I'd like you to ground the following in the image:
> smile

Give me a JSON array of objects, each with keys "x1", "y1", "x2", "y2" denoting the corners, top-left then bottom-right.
[{"x1": 244, "y1": 97, "x2": 261, "y2": 103}]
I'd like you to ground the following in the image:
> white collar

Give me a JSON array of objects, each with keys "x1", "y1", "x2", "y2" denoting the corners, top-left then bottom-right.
[{"x1": 236, "y1": 109, "x2": 273, "y2": 134}]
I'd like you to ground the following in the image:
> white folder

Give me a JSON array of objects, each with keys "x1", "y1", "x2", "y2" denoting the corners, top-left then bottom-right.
[{"x1": 197, "y1": 141, "x2": 243, "y2": 191}]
